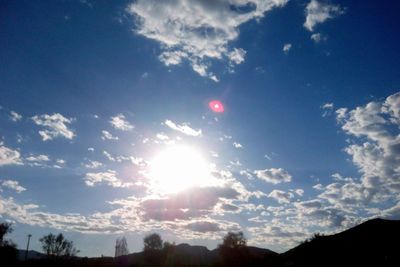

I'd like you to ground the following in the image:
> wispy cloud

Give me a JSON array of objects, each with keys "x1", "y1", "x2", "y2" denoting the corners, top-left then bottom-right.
[
  {"x1": 32, "y1": 113, "x2": 75, "y2": 141},
  {"x1": 283, "y1": 43, "x2": 292, "y2": 54},
  {"x1": 127, "y1": 0, "x2": 289, "y2": 81},
  {"x1": 9, "y1": 111, "x2": 22, "y2": 122},
  {"x1": 165, "y1": 120, "x2": 202, "y2": 137},
  {"x1": 101, "y1": 130, "x2": 119, "y2": 141},
  {"x1": 254, "y1": 168, "x2": 292, "y2": 184},
  {"x1": 0, "y1": 142, "x2": 22, "y2": 166},
  {"x1": 1, "y1": 180, "x2": 26, "y2": 193},
  {"x1": 84, "y1": 170, "x2": 132, "y2": 188},
  {"x1": 304, "y1": 0, "x2": 344, "y2": 32},
  {"x1": 110, "y1": 114, "x2": 134, "y2": 131}
]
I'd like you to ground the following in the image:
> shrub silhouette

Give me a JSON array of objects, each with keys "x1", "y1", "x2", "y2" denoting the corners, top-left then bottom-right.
[
  {"x1": 0, "y1": 222, "x2": 18, "y2": 267},
  {"x1": 39, "y1": 233, "x2": 79, "y2": 257}
]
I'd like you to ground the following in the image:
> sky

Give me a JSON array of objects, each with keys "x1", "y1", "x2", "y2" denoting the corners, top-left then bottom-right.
[{"x1": 1, "y1": 0, "x2": 400, "y2": 257}]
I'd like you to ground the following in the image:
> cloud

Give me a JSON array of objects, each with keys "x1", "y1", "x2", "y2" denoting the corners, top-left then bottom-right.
[
  {"x1": 304, "y1": 0, "x2": 344, "y2": 32},
  {"x1": 9, "y1": 111, "x2": 22, "y2": 122},
  {"x1": 127, "y1": 0, "x2": 289, "y2": 81},
  {"x1": 165, "y1": 120, "x2": 202, "y2": 136},
  {"x1": 26, "y1": 154, "x2": 50, "y2": 162},
  {"x1": 25, "y1": 154, "x2": 51, "y2": 167},
  {"x1": 254, "y1": 168, "x2": 292, "y2": 184},
  {"x1": 336, "y1": 92, "x2": 400, "y2": 202},
  {"x1": 32, "y1": 113, "x2": 75, "y2": 141},
  {"x1": 110, "y1": 114, "x2": 134, "y2": 131},
  {"x1": 84, "y1": 160, "x2": 103, "y2": 169},
  {"x1": 311, "y1": 32, "x2": 326, "y2": 43},
  {"x1": 141, "y1": 186, "x2": 239, "y2": 221},
  {"x1": 185, "y1": 221, "x2": 221, "y2": 233},
  {"x1": 0, "y1": 142, "x2": 22, "y2": 166},
  {"x1": 321, "y1": 102, "x2": 334, "y2": 117},
  {"x1": 84, "y1": 170, "x2": 132, "y2": 188},
  {"x1": 233, "y1": 142, "x2": 243, "y2": 148},
  {"x1": 268, "y1": 189, "x2": 294, "y2": 204},
  {"x1": 101, "y1": 130, "x2": 119, "y2": 141},
  {"x1": 283, "y1": 43, "x2": 292, "y2": 54},
  {"x1": 1, "y1": 180, "x2": 26, "y2": 193}
]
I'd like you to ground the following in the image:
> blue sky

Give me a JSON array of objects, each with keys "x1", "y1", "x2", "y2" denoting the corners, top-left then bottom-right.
[{"x1": 1, "y1": 0, "x2": 400, "y2": 257}]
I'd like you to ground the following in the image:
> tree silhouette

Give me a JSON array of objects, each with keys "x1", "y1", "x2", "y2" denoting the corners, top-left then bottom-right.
[
  {"x1": 218, "y1": 231, "x2": 249, "y2": 267},
  {"x1": 115, "y1": 236, "x2": 129, "y2": 257},
  {"x1": 0, "y1": 222, "x2": 13, "y2": 246},
  {"x1": 143, "y1": 233, "x2": 163, "y2": 251},
  {"x1": 39, "y1": 233, "x2": 79, "y2": 257},
  {"x1": 0, "y1": 222, "x2": 17, "y2": 266}
]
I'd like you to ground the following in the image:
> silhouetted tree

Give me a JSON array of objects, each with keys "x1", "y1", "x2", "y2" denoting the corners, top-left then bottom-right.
[
  {"x1": 115, "y1": 236, "x2": 129, "y2": 257},
  {"x1": 142, "y1": 233, "x2": 165, "y2": 267},
  {"x1": 218, "y1": 231, "x2": 249, "y2": 267},
  {"x1": 39, "y1": 233, "x2": 79, "y2": 257},
  {"x1": 143, "y1": 233, "x2": 163, "y2": 251},
  {"x1": 0, "y1": 222, "x2": 13, "y2": 246},
  {"x1": 0, "y1": 222, "x2": 17, "y2": 266}
]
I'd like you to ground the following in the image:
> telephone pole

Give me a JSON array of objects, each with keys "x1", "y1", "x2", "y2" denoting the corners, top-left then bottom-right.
[{"x1": 25, "y1": 234, "x2": 32, "y2": 261}]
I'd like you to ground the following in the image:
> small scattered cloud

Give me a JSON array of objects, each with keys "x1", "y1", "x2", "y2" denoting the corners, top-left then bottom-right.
[
  {"x1": 110, "y1": 114, "x2": 134, "y2": 131},
  {"x1": 311, "y1": 32, "x2": 326, "y2": 43},
  {"x1": 84, "y1": 170, "x2": 132, "y2": 188},
  {"x1": 0, "y1": 142, "x2": 22, "y2": 166},
  {"x1": 1, "y1": 180, "x2": 26, "y2": 193},
  {"x1": 268, "y1": 189, "x2": 294, "y2": 204},
  {"x1": 233, "y1": 142, "x2": 243, "y2": 148},
  {"x1": 254, "y1": 168, "x2": 292, "y2": 184},
  {"x1": 9, "y1": 111, "x2": 22, "y2": 122},
  {"x1": 165, "y1": 120, "x2": 202, "y2": 137},
  {"x1": 32, "y1": 113, "x2": 75, "y2": 141},
  {"x1": 101, "y1": 130, "x2": 119, "y2": 141},
  {"x1": 283, "y1": 43, "x2": 292, "y2": 54},
  {"x1": 84, "y1": 160, "x2": 103, "y2": 169},
  {"x1": 304, "y1": 0, "x2": 344, "y2": 32},
  {"x1": 321, "y1": 102, "x2": 334, "y2": 117}
]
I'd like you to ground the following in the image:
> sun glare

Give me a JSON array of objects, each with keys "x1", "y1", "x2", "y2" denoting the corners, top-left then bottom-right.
[{"x1": 149, "y1": 145, "x2": 213, "y2": 194}]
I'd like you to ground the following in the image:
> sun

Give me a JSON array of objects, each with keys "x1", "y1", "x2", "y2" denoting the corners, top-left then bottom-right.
[{"x1": 149, "y1": 145, "x2": 214, "y2": 194}]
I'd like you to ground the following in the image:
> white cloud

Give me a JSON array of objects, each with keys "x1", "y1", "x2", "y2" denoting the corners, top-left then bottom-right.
[
  {"x1": 1, "y1": 180, "x2": 26, "y2": 193},
  {"x1": 233, "y1": 142, "x2": 243, "y2": 148},
  {"x1": 304, "y1": 0, "x2": 344, "y2": 32},
  {"x1": 165, "y1": 120, "x2": 202, "y2": 136},
  {"x1": 254, "y1": 168, "x2": 292, "y2": 184},
  {"x1": 336, "y1": 92, "x2": 400, "y2": 202},
  {"x1": 110, "y1": 114, "x2": 134, "y2": 131},
  {"x1": 9, "y1": 111, "x2": 22, "y2": 122},
  {"x1": 321, "y1": 102, "x2": 334, "y2": 117},
  {"x1": 156, "y1": 133, "x2": 169, "y2": 140},
  {"x1": 84, "y1": 160, "x2": 103, "y2": 169},
  {"x1": 84, "y1": 170, "x2": 132, "y2": 188},
  {"x1": 311, "y1": 32, "x2": 326, "y2": 43},
  {"x1": 26, "y1": 154, "x2": 50, "y2": 162},
  {"x1": 101, "y1": 130, "x2": 119, "y2": 141},
  {"x1": 268, "y1": 189, "x2": 294, "y2": 204},
  {"x1": 32, "y1": 113, "x2": 75, "y2": 141},
  {"x1": 127, "y1": 0, "x2": 289, "y2": 81},
  {"x1": 283, "y1": 43, "x2": 292, "y2": 54},
  {"x1": 0, "y1": 142, "x2": 22, "y2": 166}
]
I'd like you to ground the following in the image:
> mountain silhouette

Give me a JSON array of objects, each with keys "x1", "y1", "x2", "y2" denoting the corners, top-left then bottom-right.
[{"x1": 282, "y1": 218, "x2": 400, "y2": 267}]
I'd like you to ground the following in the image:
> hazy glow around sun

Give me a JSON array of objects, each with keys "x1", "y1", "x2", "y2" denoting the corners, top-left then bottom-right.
[{"x1": 149, "y1": 145, "x2": 215, "y2": 194}]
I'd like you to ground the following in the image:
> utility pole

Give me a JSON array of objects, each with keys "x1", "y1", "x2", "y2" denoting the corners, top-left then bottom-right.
[{"x1": 25, "y1": 234, "x2": 32, "y2": 261}]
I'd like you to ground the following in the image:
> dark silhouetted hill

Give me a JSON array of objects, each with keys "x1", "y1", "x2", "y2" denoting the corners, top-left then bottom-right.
[
  {"x1": 17, "y1": 250, "x2": 46, "y2": 261},
  {"x1": 282, "y1": 218, "x2": 400, "y2": 267}
]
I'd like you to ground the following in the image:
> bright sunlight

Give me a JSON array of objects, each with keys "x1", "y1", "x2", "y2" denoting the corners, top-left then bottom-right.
[{"x1": 149, "y1": 145, "x2": 214, "y2": 194}]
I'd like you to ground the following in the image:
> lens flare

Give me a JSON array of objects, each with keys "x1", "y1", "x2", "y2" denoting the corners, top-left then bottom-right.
[{"x1": 209, "y1": 100, "x2": 224, "y2": 113}]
